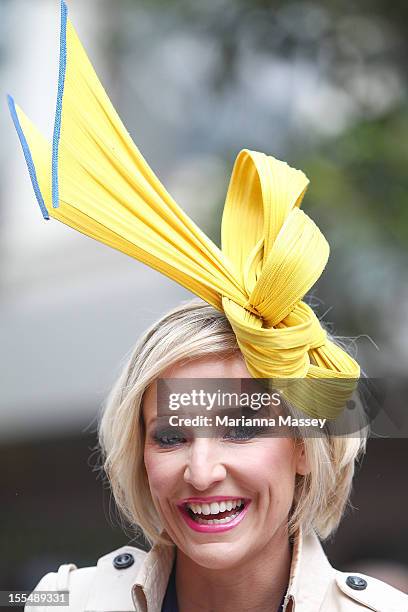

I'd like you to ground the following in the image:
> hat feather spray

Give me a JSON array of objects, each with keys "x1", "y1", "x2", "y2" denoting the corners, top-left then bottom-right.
[{"x1": 8, "y1": 1, "x2": 359, "y2": 420}]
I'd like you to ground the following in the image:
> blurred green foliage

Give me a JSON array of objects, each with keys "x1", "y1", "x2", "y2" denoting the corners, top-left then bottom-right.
[{"x1": 301, "y1": 105, "x2": 408, "y2": 248}]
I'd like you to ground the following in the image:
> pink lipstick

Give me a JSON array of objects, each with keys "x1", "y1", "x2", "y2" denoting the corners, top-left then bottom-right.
[{"x1": 177, "y1": 496, "x2": 251, "y2": 533}]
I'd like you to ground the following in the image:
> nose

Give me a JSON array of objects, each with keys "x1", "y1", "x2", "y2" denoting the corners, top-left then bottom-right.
[{"x1": 183, "y1": 438, "x2": 227, "y2": 491}]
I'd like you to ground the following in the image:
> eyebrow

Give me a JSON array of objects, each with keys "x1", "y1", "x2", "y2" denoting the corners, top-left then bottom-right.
[{"x1": 146, "y1": 417, "x2": 174, "y2": 431}]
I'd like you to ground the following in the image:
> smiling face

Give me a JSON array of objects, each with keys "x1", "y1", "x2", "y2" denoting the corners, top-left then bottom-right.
[{"x1": 143, "y1": 352, "x2": 309, "y2": 571}]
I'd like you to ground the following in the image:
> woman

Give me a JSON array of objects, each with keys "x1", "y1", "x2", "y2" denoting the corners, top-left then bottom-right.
[
  {"x1": 26, "y1": 300, "x2": 406, "y2": 612},
  {"x1": 10, "y1": 3, "x2": 406, "y2": 611}
]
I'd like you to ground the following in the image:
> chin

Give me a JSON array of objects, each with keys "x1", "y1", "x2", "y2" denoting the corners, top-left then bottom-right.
[{"x1": 186, "y1": 541, "x2": 248, "y2": 570}]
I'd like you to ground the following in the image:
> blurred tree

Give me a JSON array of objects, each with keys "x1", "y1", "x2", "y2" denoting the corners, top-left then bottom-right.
[
  {"x1": 123, "y1": 0, "x2": 407, "y2": 117},
  {"x1": 113, "y1": 0, "x2": 407, "y2": 367},
  {"x1": 302, "y1": 105, "x2": 408, "y2": 248},
  {"x1": 297, "y1": 105, "x2": 408, "y2": 347}
]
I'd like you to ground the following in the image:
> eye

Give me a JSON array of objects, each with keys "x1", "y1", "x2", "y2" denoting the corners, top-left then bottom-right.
[
  {"x1": 222, "y1": 425, "x2": 266, "y2": 441},
  {"x1": 152, "y1": 428, "x2": 187, "y2": 448}
]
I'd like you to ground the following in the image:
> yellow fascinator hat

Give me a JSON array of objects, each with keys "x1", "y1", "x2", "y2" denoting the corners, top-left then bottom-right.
[{"x1": 8, "y1": 1, "x2": 359, "y2": 419}]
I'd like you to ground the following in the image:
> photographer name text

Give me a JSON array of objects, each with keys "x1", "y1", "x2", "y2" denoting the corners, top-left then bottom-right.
[{"x1": 167, "y1": 415, "x2": 327, "y2": 429}]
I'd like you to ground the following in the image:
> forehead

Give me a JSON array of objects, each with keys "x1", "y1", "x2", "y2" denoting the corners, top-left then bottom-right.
[
  {"x1": 163, "y1": 353, "x2": 250, "y2": 379},
  {"x1": 143, "y1": 353, "x2": 250, "y2": 424}
]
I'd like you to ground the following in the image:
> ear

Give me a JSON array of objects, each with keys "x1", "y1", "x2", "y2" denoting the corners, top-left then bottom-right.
[{"x1": 294, "y1": 440, "x2": 311, "y2": 476}]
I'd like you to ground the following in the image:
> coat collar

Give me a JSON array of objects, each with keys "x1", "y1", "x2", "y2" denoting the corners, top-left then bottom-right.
[
  {"x1": 132, "y1": 541, "x2": 175, "y2": 611},
  {"x1": 130, "y1": 529, "x2": 333, "y2": 612},
  {"x1": 284, "y1": 529, "x2": 333, "y2": 611}
]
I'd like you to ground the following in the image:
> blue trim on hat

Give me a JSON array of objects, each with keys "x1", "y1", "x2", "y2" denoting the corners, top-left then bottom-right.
[
  {"x1": 52, "y1": 0, "x2": 68, "y2": 209},
  {"x1": 7, "y1": 94, "x2": 50, "y2": 220}
]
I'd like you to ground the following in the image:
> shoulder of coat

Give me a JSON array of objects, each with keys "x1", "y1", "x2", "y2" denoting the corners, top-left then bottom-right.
[
  {"x1": 65, "y1": 544, "x2": 148, "y2": 586},
  {"x1": 25, "y1": 564, "x2": 95, "y2": 612},
  {"x1": 96, "y1": 543, "x2": 148, "y2": 567},
  {"x1": 30, "y1": 545, "x2": 148, "y2": 593},
  {"x1": 335, "y1": 570, "x2": 408, "y2": 612}
]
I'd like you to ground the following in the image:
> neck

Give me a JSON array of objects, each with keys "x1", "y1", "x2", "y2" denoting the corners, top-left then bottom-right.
[{"x1": 175, "y1": 526, "x2": 291, "y2": 612}]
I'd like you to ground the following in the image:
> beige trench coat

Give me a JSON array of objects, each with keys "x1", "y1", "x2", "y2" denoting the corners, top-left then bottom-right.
[{"x1": 26, "y1": 530, "x2": 407, "y2": 612}]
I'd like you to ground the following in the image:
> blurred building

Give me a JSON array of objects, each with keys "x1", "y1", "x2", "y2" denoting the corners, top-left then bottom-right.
[{"x1": 1, "y1": 0, "x2": 193, "y2": 442}]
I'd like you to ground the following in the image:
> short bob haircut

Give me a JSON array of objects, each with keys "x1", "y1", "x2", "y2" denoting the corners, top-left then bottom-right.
[{"x1": 99, "y1": 298, "x2": 367, "y2": 546}]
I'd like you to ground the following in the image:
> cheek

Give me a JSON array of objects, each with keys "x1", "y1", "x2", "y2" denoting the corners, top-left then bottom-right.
[
  {"x1": 238, "y1": 440, "x2": 296, "y2": 479},
  {"x1": 242, "y1": 441, "x2": 297, "y2": 505},
  {"x1": 143, "y1": 447, "x2": 181, "y2": 500}
]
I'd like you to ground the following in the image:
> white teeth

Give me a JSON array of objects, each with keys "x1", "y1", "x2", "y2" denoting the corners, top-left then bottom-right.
[
  {"x1": 186, "y1": 499, "x2": 245, "y2": 516},
  {"x1": 196, "y1": 512, "x2": 239, "y2": 525}
]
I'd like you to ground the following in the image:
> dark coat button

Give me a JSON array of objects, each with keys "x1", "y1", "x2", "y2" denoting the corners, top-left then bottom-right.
[
  {"x1": 113, "y1": 552, "x2": 135, "y2": 570},
  {"x1": 346, "y1": 575, "x2": 368, "y2": 590}
]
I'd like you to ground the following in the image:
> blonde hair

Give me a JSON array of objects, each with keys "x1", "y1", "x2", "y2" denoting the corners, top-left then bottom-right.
[{"x1": 99, "y1": 298, "x2": 367, "y2": 545}]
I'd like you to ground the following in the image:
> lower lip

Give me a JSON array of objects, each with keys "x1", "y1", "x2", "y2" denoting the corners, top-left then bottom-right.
[{"x1": 178, "y1": 502, "x2": 251, "y2": 533}]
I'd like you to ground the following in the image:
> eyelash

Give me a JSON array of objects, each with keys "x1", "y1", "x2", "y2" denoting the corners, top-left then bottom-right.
[
  {"x1": 152, "y1": 426, "x2": 266, "y2": 448},
  {"x1": 152, "y1": 431, "x2": 186, "y2": 448}
]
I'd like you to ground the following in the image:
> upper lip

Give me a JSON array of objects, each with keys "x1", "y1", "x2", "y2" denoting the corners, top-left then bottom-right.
[{"x1": 178, "y1": 495, "x2": 249, "y2": 505}]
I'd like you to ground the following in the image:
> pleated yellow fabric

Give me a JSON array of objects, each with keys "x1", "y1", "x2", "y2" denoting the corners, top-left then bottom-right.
[{"x1": 8, "y1": 1, "x2": 359, "y2": 419}]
